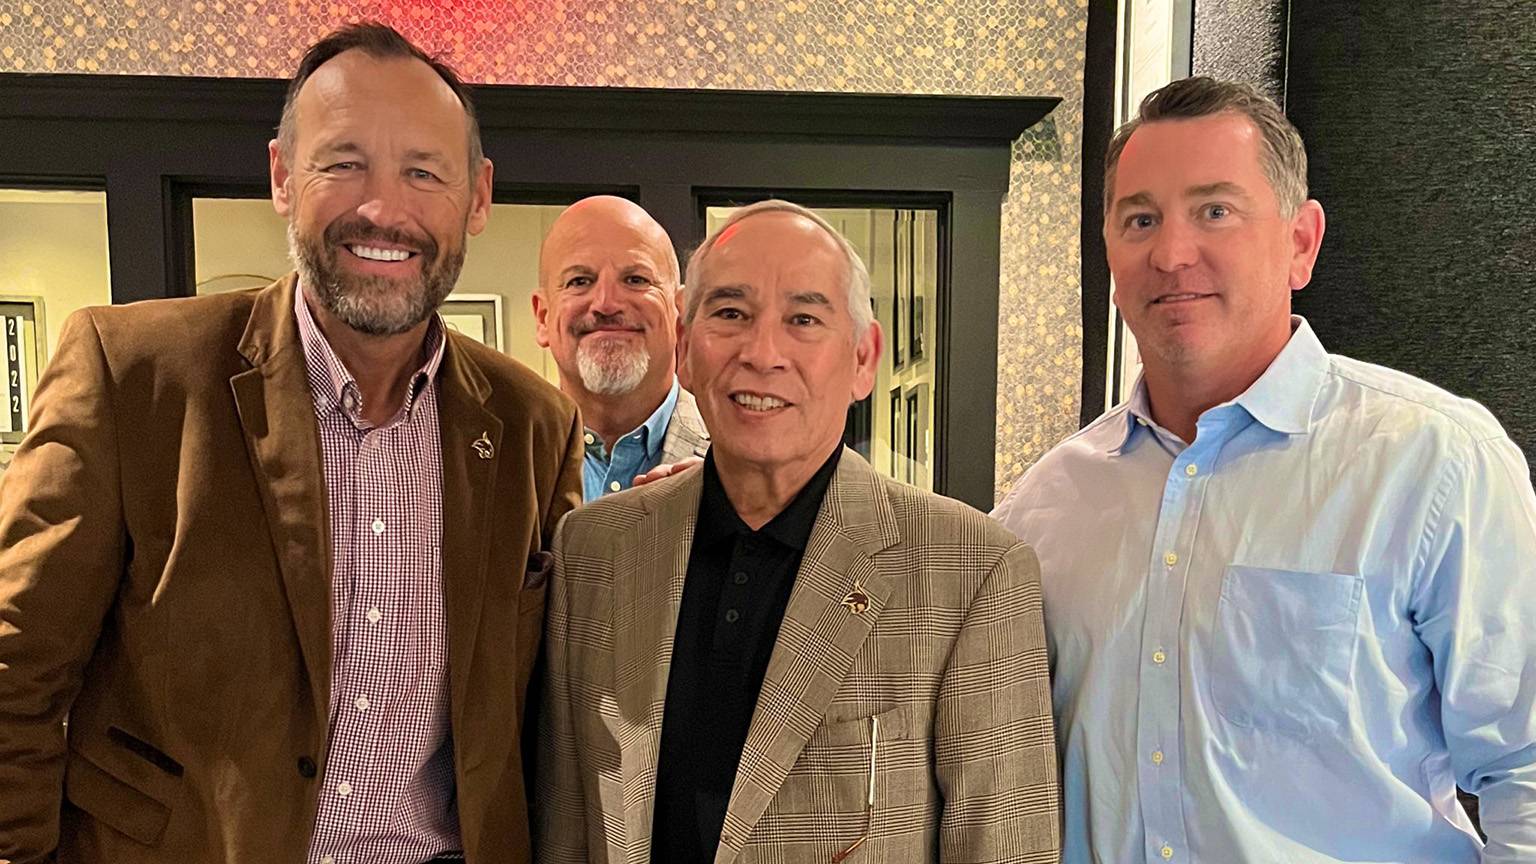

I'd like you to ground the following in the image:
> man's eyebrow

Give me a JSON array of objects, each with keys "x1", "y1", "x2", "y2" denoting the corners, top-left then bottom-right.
[
  {"x1": 404, "y1": 148, "x2": 449, "y2": 166},
  {"x1": 313, "y1": 140, "x2": 363, "y2": 158},
  {"x1": 557, "y1": 265, "x2": 596, "y2": 280},
  {"x1": 1187, "y1": 181, "x2": 1252, "y2": 201},
  {"x1": 789, "y1": 291, "x2": 833, "y2": 307},
  {"x1": 701, "y1": 285, "x2": 749, "y2": 304},
  {"x1": 1110, "y1": 191, "x2": 1156, "y2": 215}
]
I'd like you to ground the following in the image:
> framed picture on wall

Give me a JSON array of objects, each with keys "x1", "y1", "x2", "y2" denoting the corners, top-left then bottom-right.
[
  {"x1": 441, "y1": 293, "x2": 505, "y2": 352},
  {"x1": 905, "y1": 388, "x2": 922, "y2": 484},
  {"x1": 0, "y1": 297, "x2": 47, "y2": 446},
  {"x1": 907, "y1": 210, "x2": 926, "y2": 363},
  {"x1": 844, "y1": 395, "x2": 872, "y2": 460},
  {"x1": 891, "y1": 213, "x2": 906, "y2": 370},
  {"x1": 889, "y1": 386, "x2": 904, "y2": 477}
]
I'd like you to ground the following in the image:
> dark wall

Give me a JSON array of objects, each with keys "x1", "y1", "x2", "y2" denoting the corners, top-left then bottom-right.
[
  {"x1": 1285, "y1": 1, "x2": 1536, "y2": 463},
  {"x1": 1192, "y1": 0, "x2": 1288, "y2": 101}
]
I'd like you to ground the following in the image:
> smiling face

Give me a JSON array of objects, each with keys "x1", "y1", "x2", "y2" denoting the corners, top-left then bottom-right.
[
  {"x1": 1106, "y1": 112, "x2": 1323, "y2": 381},
  {"x1": 533, "y1": 196, "x2": 680, "y2": 398},
  {"x1": 269, "y1": 50, "x2": 491, "y2": 336},
  {"x1": 679, "y1": 210, "x2": 881, "y2": 482}
]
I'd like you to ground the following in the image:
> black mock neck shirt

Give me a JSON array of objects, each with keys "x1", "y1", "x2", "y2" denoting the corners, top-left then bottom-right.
[{"x1": 650, "y1": 446, "x2": 843, "y2": 863}]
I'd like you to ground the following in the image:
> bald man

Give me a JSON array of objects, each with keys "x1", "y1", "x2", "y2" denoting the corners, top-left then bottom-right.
[{"x1": 533, "y1": 196, "x2": 709, "y2": 501}]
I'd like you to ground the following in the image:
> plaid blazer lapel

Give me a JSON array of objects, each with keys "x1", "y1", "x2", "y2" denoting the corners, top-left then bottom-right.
[
  {"x1": 713, "y1": 450, "x2": 900, "y2": 864},
  {"x1": 613, "y1": 469, "x2": 701, "y2": 861}
]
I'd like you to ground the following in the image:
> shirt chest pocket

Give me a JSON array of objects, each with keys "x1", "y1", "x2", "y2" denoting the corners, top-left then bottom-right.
[{"x1": 1209, "y1": 565, "x2": 1364, "y2": 739}]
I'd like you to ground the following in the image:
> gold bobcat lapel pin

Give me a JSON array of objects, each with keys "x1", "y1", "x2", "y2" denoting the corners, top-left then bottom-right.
[{"x1": 472, "y1": 432, "x2": 494, "y2": 460}]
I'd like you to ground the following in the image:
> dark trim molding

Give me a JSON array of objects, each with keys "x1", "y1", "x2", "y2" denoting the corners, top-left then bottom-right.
[{"x1": 1079, "y1": 0, "x2": 1118, "y2": 426}]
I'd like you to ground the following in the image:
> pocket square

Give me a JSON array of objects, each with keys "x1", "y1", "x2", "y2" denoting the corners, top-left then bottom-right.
[{"x1": 524, "y1": 550, "x2": 554, "y2": 591}]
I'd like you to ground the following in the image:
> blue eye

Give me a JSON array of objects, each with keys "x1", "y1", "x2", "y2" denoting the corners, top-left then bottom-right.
[
  {"x1": 1126, "y1": 213, "x2": 1156, "y2": 230},
  {"x1": 1206, "y1": 204, "x2": 1230, "y2": 220}
]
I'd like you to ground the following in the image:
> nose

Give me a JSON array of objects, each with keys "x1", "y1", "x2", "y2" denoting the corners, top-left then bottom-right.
[
  {"x1": 738, "y1": 316, "x2": 788, "y2": 373},
  {"x1": 1148, "y1": 217, "x2": 1199, "y2": 273},
  {"x1": 353, "y1": 172, "x2": 412, "y2": 233},
  {"x1": 588, "y1": 274, "x2": 626, "y2": 317}
]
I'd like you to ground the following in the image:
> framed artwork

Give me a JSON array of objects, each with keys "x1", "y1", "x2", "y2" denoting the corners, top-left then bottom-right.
[
  {"x1": 1, "y1": 297, "x2": 47, "y2": 446},
  {"x1": 889, "y1": 386, "x2": 904, "y2": 477},
  {"x1": 441, "y1": 293, "x2": 505, "y2": 352},
  {"x1": 906, "y1": 383, "x2": 930, "y2": 483},
  {"x1": 908, "y1": 210, "x2": 926, "y2": 363},
  {"x1": 890, "y1": 213, "x2": 906, "y2": 370},
  {"x1": 844, "y1": 395, "x2": 873, "y2": 460},
  {"x1": 905, "y1": 388, "x2": 921, "y2": 484}
]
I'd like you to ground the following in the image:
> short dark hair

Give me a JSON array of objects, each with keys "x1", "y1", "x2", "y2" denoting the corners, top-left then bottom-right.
[
  {"x1": 276, "y1": 22, "x2": 483, "y2": 173},
  {"x1": 1104, "y1": 76, "x2": 1308, "y2": 216}
]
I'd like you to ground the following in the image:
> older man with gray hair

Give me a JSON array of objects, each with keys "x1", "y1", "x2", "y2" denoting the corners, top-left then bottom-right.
[{"x1": 535, "y1": 199, "x2": 1060, "y2": 863}]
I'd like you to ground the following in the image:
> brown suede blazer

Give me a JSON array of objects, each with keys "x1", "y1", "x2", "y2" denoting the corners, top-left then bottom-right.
[{"x1": 0, "y1": 275, "x2": 583, "y2": 864}]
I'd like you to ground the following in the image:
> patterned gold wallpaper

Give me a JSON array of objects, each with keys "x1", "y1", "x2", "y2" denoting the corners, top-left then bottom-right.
[{"x1": 0, "y1": 0, "x2": 1088, "y2": 500}]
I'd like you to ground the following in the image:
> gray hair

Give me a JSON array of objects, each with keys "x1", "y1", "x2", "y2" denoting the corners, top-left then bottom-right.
[
  {"x1": 1105, "y1": 76, "x2": 1308, "y2": 217},
  {"x1": 683, "y1": 199, "x2": 874, "y2": 338}
]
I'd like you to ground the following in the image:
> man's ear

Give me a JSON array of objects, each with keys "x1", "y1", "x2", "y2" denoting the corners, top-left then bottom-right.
[
  {"x1": 676, "y1": 322, "x2": 694, "y2": 392},
  {"x1": 1288, "y1": 199, "x2": 1327, "y2": 292},
  {"x1": 269, "y1": 139, "x2": 292, "y2": 218},
  {"x1": 851, "y1": 320, "x2": 884, "y2": 401},
  {"x1": 467, "y1": 157, "x2": 494, "y2": 236},
  {"x1": 531, "y1": 289, "x2": 552, "y2": 349}
]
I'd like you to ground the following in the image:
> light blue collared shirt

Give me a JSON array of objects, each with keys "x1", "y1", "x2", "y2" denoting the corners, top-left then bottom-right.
[
  {"x1": 581, "y1": 378, "x2": 680, "y2": 502},
  {"x1": 993, "y1": 317, "x2": 1536, "y2": 863}
]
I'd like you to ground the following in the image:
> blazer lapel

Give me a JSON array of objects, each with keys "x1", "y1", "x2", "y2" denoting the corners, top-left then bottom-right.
[
  {"x1": 714, "y1": 451, "x2": 901, "y2": 864},
  {"x1": 659, "y1": 388, "x2": 710, "y2": 466},
  {"x1": 230, "y1": 275, "x2": 332, "y2": 725},
  {"x1": 434, "y1": 335, "x2": 503, "y2": 732},
  {"x1": 613, "y1": 471, "x2": 700, "y2": 864}
]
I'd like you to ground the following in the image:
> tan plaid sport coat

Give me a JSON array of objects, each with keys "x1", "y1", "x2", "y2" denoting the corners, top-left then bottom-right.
[{"x1": 535, "y1": 448, "x2": 1060, "y2": 864}]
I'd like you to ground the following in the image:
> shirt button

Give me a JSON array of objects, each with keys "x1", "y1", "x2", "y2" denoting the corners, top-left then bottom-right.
[
  {"x1": 733, "y1": 572, "x2": 749, "y2": 585},
  {"x1": 355, "y1": 695, "x2": 370, "y2": 712},
  {"x1": 1136, "y1": 417, "x2": 1149, "y2": 427},
  {"x1": 371, "y1": 519, "x2": 385, "y2": 535},
  {"x1": 1185, "y1": 463, "x2": 1198, "y2": 476},
  {"x1": 1161, "y1": 845, "x2": 1174, "y2": 860},
  {"x1": 724, "y1": 609, "x2": 741, "y2": 623},
  {"x1": 1164, "y1": 551, "x2": 1178, "y2": 567},
  {"x1": 1152, "y1": 650, "x2": 1167, "y2": 665},
  {"x1": 321, "y1": 856, "x2": 335, "y2": 864},
  {"x1": 367, "y1": 608, "x2": 382, "y2": 624},
  {"x1": 336, "y1": 781, "x2": 352, "y2": 798},
  {"x1": 1152, "y1": 750, "x2": 1164, "y2": 765},
  {"x1": 609, "y1": 480, "x2": 622, "y2": 492},
  {"x1": 584, "y1": 432, "x2": 596, "y2": 445}
]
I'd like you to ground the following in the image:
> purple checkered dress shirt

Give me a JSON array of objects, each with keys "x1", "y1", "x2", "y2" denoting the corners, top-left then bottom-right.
[{"x1": 294, "y1": 289, "x2": 461, "y2": 864}]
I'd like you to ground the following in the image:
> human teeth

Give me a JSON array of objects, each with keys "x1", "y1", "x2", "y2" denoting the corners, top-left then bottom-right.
[
  {"x1": 732, "y1": 393, "x2": 787, "y2": 411},
  {"x1": 350, "y1": 245, "x2": 411, "y2": 262}
]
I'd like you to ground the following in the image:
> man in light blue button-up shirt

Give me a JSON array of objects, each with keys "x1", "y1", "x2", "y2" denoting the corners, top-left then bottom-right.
[{"x1": 994, "y1": 76, "x2": 1536, "y2": 863}]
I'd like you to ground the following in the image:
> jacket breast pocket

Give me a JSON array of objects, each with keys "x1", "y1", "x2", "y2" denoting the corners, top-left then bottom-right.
[
  {"x1": 1210, "y1": 565, "x2": 1364, "y2": 738},
  {"x1": 793, "y1": 705, "x2": 933, "y2": 812}
]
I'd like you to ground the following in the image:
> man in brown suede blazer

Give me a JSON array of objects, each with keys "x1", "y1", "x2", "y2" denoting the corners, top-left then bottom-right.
[{"x1": 0, "y1": 24, "x2": 581, "y2": 864}]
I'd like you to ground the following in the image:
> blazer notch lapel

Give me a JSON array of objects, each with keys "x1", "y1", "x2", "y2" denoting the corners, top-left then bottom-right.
[
  {"x1": 715, "y1": 451, "x2": 900, "y2": 862},
  {"x1": 436, "y1": 339, "x2": 503, "y2": 732},
  {"x1": 229, "y1": 298, "x2": 333, "y2": 726}
]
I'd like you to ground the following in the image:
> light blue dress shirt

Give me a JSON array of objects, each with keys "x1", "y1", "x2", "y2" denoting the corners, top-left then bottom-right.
[
  {"x1": 993, "y1": 318, "x2": 1536, "y2": 863},
  {"x1": 581, "y1": 378, "x2": 680, "y2": 502}
]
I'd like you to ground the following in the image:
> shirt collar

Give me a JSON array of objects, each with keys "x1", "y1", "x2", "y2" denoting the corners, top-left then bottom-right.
[
  {"x1": 1231, "y1": 315, "x2": 1328, "y2": 436},
  {"x1": 586, "y1": 377, "x2": 681, "y2": 461},
  {"x1": 1108, "y1": 315, "x2": 1327, "y2": 453},
  {"x1": 293, "y1": 281, "x2": 447, "y2": 422},
  {"x1": 697, "y1": 445, "x2": 842, "y2": 552}
]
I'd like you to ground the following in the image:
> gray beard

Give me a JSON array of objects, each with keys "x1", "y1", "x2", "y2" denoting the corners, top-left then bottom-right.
[
  {"x1": 288, "y1": 221, "x2": 463, "y2": 336},
  {"x1": 575, "y1": 337, "x2": 650, "y2": 395}
]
